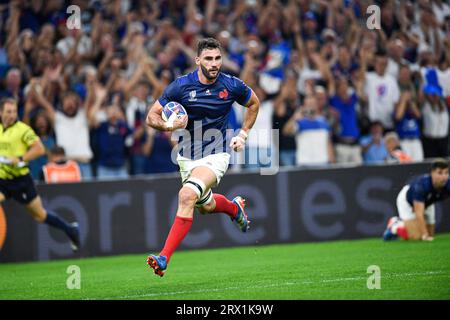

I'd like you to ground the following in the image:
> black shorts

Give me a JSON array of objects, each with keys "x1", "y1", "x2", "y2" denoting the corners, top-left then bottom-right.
[{"x1": 0, "y1": 174, "x2": 38, "y2": 205}]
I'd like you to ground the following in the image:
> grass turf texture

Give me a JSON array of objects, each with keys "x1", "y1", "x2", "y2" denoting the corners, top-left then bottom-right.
[{"x1": 1, "y1": 234, "x2": 450, "y2": 300}]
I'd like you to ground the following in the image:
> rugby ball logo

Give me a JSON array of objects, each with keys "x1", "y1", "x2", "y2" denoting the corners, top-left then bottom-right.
[{"x1": 162, "y1": 101, "x2": 188, "y2": 128}]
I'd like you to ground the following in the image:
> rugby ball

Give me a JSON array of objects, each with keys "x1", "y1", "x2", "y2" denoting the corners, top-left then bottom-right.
[{"x1": 161, "y1": 101, "x2": 188, "y2": 128}]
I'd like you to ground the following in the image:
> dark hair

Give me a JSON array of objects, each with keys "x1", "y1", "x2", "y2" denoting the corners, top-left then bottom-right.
[
  {"x1": 62, "y1": 91, "x2": 80, "y2": 101},
  {"x1": 137, "y1": 80, "x2": 150, "y2": 88},
  {"x1": 375, "y1": 48, "x2": 387, "y2": 57},
  {"x1": 370, "y1": 120, "x2": 384, "y2": 128},
  {"x1": 399, "y1": 63, "x2": 410, "y2": 70},
  {"x1": 49, "y1": 146, "x2": 66, "y2": 156},
  {"x1": 30, "y1": 110, "x2": 53, "y2": 136},
  {"x1": 431, "y1": 158, "x2": 449, "y2": 171},
  {"x1": 197, "y1": 38, "x2": 222, "y2": 56},
  {"x1": 0, "y1": 98, "x2": 17, "y2": 111}
]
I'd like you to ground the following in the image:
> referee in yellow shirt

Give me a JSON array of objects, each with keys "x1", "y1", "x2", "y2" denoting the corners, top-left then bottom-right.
[{"x1": 0, "y1": 98, "x2": 80, "y2": 251}]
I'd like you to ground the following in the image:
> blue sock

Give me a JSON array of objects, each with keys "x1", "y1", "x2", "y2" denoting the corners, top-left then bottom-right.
[{"x1": 44, "y1": 211, "x2": 72, "y2": 235}]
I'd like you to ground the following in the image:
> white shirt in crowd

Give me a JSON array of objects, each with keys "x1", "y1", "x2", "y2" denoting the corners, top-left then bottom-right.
[
  {"x1": 126, "y1": 96, "x2": 151, "y2": 129},
  {"x1": 422, "y1": 102, "x2": 449, "y2": 138},
  {"x1": 297, "y1": 68, "x2": 323, "y2": 95},
  {"x1": 386, "y1": 58, "x2": 410, "y2": 79},
  {"x1": 432, "y1": 1, "x2": 450, "y2": 25},
  {"x1": 364, "y1": 71, "x2": 400, "y2": 129},
  {"x1": 296, "y1": 130, "x2": 329, "y2": 165},
  {"x1": 386, "y1": 58, "x2": 400, "y2": 78},
  {"x1": 56, "y1": 35, "x2": 93, "y2": 57},
  {"x1": 294, "y1": 117, "x2": 330, "y2": 166},
  {"x1": 54, "y1": 108, "x2": 93, "y2": 160},
  {"x1": 437, "y1": 68, "x2": 450, "y2": 98},
  {"x1": 245, "y1": 99, "x2": 274, "y2": 149},
  {"x1": 410, "y1": 24, "x2": 446, "y2": 56}
]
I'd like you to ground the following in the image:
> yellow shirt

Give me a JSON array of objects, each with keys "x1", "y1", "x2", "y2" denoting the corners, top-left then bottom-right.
[{"x1": 0, "y1": 121, "x2": 39, "y2": 179}]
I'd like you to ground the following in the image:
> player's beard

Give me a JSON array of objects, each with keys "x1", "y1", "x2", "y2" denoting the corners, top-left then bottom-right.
[{"x1": 200, "y1": 64, "x2": 220, "y2": 80}]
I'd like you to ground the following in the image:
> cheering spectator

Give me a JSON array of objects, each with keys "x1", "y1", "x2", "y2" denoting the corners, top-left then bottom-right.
[
  {"x1": 437, "y1": 53, "x2": 450, "y2": 104},
  {"x1": 331, "y1": 45, "x2": 359, "y2": 81},
  {"x1": 329, "y1": 78, "x2": 362, "y2": 165},
  {"x1": 88, "y1": 86, "x2": 132, "y2": 179},
  {"x1": 124, "y1": 56, "x2": 164, "y2": 174},
  {"x1": 360, "y1": 121, "x2": 388, "y2": 165},
  {"x1": 39, "y1": 90, "x2": 94, "y2": 179},
  {"x1": 27, "y1": 111, "x2": 56, "y2": 180},
  {"x1": 0, "y1": 68, "x2": 24, "y2": 118},
  {"x1": 272, "y1": 71, "x2": 300, "y2": 167},
  {"x1": 284, "y1": 95, "x2": 335, "y2": 166},
  {"x1": 420, "y1": 68, "x2": 449, "y2": 158},
  {"x1": 395, "y1": 64, "x2": 424, "y2": 161},
  {"x1": 385, "y1": 132, "x2": 412, "y2": 164},
  {"x1": 386, "y1": 39, "x2": 409, "y2": 78},
  {"x1": 360, "y1": 50, "x2": 400, "y2": 131},
  {"x1": 126, "y1": 80, "x2": 151, "y2": 175}
]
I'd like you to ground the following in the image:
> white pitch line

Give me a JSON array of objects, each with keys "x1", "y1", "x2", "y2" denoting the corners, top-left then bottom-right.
[{"x1": 93, "y1": 270, "x2": 447, "y2": 300}]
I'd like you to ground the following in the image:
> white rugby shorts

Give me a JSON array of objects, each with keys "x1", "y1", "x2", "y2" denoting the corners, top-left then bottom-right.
[
  {"x1": 177, "y1": 152, "x2": 231, "y2": 188},
  {"x1": 396, "y1": 185, "x2": 436, "y2": 225}
]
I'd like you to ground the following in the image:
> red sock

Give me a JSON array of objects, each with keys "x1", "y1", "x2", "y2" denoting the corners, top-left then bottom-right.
[
  {"x1": 160, "y1": 216, "x2": 193, "y2": 262},
  {"x1": 211, "y1": 194, "x2": 238, "y2": 218},
  {"x1": 397, "y1": 225, "x2": 409, "y2": 240}
]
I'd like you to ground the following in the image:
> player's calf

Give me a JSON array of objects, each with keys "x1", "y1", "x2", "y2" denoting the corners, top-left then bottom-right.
[
  {"x1": 404, "y1": 220, "x2": 422, "y2": 240},
  {"x1": 206, "y1": 193, "x2": 238, "y2": 218},
  {"x1": 26, "y1": 197, "x2": 80, "y2": 250}
]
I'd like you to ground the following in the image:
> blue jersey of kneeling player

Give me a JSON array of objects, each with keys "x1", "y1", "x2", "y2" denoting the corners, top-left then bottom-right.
[
  {"x1": 158, "y1": 70, "x2": 252, "y2": 160},
  {"x1": 406, "y1": 174, "x2": 450, "y2": 207}
]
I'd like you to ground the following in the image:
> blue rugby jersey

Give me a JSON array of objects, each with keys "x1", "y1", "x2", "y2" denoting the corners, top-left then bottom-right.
[
  {"x1": 158, "y1": 70, "x2": 252, "y2": 159},
  {"x1": 406, "y1": 174, "x2": 450, "y2": 208},
  {"x1": 395, "y1": 111, "x2": 421, "y2": 139}
]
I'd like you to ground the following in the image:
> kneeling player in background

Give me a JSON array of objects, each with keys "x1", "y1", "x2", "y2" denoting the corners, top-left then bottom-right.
[
  {"x1": 0, "y1": 98, "x2": 80, "y2": 250},
  {"x1": 383, "y1": 158, "x2": 449, "y2": 241}
]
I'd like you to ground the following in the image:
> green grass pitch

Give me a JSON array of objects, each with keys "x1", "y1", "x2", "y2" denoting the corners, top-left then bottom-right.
[{"x1": 1, "y1": 234, "x2": 450, "y2": 300}]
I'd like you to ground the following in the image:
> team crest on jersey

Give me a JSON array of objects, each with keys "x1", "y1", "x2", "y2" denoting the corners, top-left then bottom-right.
[
  {"x1": 219, "y1": 89, "x2": 229, "y2": 99},
  {"x1": 205, "y1": 89, "x2": 211, "y2": 95},
  {"x1": 189, "y1": 90, "x2": 197, "y2": 101}
]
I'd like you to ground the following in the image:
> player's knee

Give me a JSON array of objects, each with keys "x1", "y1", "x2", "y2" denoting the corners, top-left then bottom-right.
[
  {"x1": 406, "y1": 228, "x2": 421, "y2": 240},
  {"x1": 178, "y1": 187, "x2": 198, "y2": 208},
  {"x1": 409, "y1": 232, "x2": 421, "y2": 240},
  {"x1": 200, "y1": 201, "x2": 215, "y2": 213},
  {"x1": 32, "y1": 210, "x2": 46, "y2": 223},
  {"x1": 197, "y1": 206, "x2": 209, "y2": 215},
  {"x1": 26, "y1": 203, "x2": 47, "y2": 223}
]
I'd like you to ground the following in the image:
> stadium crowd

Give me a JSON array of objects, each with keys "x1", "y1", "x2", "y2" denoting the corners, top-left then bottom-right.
[{"x1": 0, "y1": 0, "x2": 449, "y2": 181}]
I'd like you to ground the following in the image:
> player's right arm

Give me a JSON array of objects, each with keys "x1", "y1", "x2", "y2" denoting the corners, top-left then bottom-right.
[
  {"x1": 146, "y1": 100, "x2": 187, "y2": 132},
  {"x1": 413, "y1": 201, "x2": 433, "y2": 241}
]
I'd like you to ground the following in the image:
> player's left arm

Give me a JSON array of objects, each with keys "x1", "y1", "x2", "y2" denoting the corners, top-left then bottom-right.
[
  {"x1": 241, "y1": 90, "x2": 260, "y2": 134},
  {"x1": 230, "y1": 90, "x2": 260, "y2": 151},
  {"x1": 413, "y1": 200, "x2": 433, "y2": 241}
]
